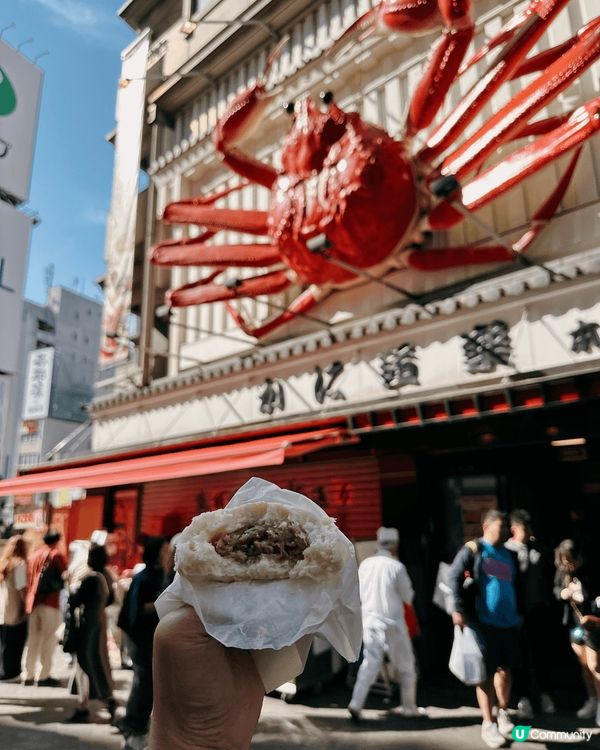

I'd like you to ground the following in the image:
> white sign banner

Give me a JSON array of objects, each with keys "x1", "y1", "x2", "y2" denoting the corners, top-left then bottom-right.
[
  {"x1": 0, "y1": 201, "x2": 32, "y2": 372},
  {"x1": 23, "y1": 347, "x2": 55, "y2": 420},
  {"x1": 101, "y1": 31, "x2": 150, "y2": 363},
  {"x1": 0, "y1": 374, "x2": 10, "y2": 475},
  {"x1": 0, "y1": 40, "x2": 43, "y2": 202}
]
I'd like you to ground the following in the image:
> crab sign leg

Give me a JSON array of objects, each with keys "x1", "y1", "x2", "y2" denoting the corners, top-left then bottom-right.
[
  {"x1": 167, "y1": 269, "x2": 292, "y2": 308},
  {"x1": 403, "y1": 245, "x2": 515, "y2": 270},
  {"x1": 327, "y1": 2, "x2": 473, "y2": 135},
  {"x1": 225, "y1": 286, "x2": 326, "y2": 339},
  {"x1": 406, "y1": 147, "x2": 582, "y2": 270},
  {"x1": 406, "y1": 0, "x2": 474, "y2": 135},
  {"x1": 418, "y1": 0, "x2": 572, "y2": 163},
  {"x1": 459, "y1": 0, "x2": 564, "y2": 72},
  {"x1": 512, "y1": 148, "x2": 582, "y2": 254},
  {"x1": 151, "y1": 239, "x2": 281, "y2": 268},
  {"x1": 212, "y1": 37, "x2": 288, "y2": 189},
  {"x1": 427, "y1": 98, "x2": 597, "y2": 230},
  {"x1": 440, "y1": 23, "x2": 600, "y2": 180},
  {"x1": 161, "y1": 203, "x2": 269, "y2": 235}
]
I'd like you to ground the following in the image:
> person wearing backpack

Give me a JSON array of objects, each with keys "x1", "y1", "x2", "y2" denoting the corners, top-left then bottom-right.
[
  {"x1": 449, "y1": 510, "x2": 523, "y2": 749},
  {"x1": 23, "y1": 528, "x2": 67, "y2": 686}
]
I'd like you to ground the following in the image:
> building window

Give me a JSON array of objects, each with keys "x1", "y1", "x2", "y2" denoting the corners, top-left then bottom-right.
[
  {"x1": 84, "y1": 335, "x2": 89, "y2": 345},
  {"x1": 37, "y1": 319, "x2": 54, "y2": 332},
  {"x1": 73, "y1": 331, "x2": 78, "y2": 341}
]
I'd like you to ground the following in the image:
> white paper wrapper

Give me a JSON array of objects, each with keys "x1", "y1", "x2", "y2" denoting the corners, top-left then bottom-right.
[{"x1": 155, "y1": 477, "x2": 362, "y2": 691}]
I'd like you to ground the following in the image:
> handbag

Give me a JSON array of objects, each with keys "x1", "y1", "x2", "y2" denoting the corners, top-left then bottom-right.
[
  {"x1": 37, "y1": 556, "x2": 64, "y2": 595},
  {"x1": 62, "y1": 605, "x2": 80, "y2": 654}
]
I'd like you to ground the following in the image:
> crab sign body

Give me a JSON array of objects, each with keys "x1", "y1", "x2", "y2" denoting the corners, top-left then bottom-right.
[
  {"x1": 271, "y1": 102, "x2": 418, "y2": 286},
  {"x1": 152, "y1": 0, "x2": 600, "y2": 339}
]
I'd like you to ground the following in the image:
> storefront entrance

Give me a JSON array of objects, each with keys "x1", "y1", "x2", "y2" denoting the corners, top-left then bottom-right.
[{"x1": 367, "y1": 398, "x2": 600, "y2": 688}]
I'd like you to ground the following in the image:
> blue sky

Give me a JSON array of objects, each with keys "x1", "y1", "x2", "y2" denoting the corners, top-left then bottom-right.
[{"x1": 2, "y1": 0, "x2": 133, "y2": 303}]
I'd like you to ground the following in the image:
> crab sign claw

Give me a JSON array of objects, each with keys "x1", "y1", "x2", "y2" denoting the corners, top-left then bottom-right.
[{"x1": 212, "y1": 36, "x2": 289, "y2": 189}]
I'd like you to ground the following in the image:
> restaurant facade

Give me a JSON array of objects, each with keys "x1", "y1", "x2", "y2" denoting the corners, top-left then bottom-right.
[{"x1": 1, "y1": 0, "x2": 599, "y2": 675}]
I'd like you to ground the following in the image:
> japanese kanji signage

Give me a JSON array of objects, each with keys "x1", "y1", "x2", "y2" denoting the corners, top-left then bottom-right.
[
  {"x1": 315, "y1": 361, "x2": 345, "y2": 404},
  {"x1": 379, "y1": 344, "x2": 419, "y2": 388},
  {"x1": 462, "y1": 320, "x2": 512, "y2": 374},
  {"x1": 570, "y1": 320, "x2": 600, "y2": 354},
  {"x1": 22, "y1": 347, "x2": 54, "y2": 420},
  {"x1": 259, "y1": 378, "x2": 285, "y2": 415}
]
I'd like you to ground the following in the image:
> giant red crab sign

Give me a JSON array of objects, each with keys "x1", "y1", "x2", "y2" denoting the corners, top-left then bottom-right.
[{"x1": 152, "y1": 0, "x2": 600, "y2": 338}]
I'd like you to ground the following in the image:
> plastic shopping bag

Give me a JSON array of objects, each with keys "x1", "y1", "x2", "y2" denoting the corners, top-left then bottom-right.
[
  {"x1": 449, "y1": 625, "x2": 486, "y2": 685},
  {"x1": 432, "y1": 561, "x2": 454, "y2": 615}
]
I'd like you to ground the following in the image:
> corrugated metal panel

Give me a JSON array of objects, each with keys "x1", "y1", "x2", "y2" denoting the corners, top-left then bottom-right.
[
  {"x1": 141, "y1": 477, "x2": 204, "y2": 538},
  {"x1": 140, "y1": 454, "x2": 381, "y2": 541}
]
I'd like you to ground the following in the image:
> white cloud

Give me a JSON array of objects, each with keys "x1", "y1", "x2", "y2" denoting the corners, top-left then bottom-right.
[
  {"x1": 83, "y1": 207, "x2": 107, "y2": 225},
  {"x1": 29, "y1": 0, "x2": 120, "y2": 45}
]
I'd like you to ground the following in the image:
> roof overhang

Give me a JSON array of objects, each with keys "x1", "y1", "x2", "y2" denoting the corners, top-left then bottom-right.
[{"x1": 0, "y1": 427, "x2": 354, "y2": 496}]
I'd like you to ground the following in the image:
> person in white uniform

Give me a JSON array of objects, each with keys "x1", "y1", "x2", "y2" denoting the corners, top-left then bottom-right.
[{"x1": 348, "y1": 526, "x2": 424, "y2": 721}]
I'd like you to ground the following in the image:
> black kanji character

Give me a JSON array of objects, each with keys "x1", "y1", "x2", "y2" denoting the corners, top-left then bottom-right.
[
  {"x1": 379, "y1": 344, "x2": 419, "y2": 389},
  {"x1": 259, "y1": 378, "x2": 285, "y2": 415},
  {"x1": 314, "y1": 361, "x2": 345, "y2": 404},
  {"x1": 462, "y1": 320, "x2": 512, "y2": 374},
  {"x1": 570, "y1": 320, "x2": 600, "y2": 354}
]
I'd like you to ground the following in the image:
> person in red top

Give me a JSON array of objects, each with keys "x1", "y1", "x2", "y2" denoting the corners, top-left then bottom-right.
[{"x1": 23, "y1": 529, "x2": 67, "y2": 686}]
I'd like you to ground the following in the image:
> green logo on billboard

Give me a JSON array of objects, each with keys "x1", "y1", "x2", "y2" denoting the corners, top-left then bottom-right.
[
  {"x1": 0, "y1": 66, "x2": 17, "y2": 116},
  {"x1": 512, "y1": 726, "x2": 531, "y2": 742}
]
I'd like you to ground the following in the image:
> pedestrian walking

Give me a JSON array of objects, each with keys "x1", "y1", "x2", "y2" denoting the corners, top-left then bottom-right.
[
  {"x1": 347, "y1": 526, "x2": 424, "y2": 722},
  {"x1": 505, "y1": 509, "x2": 555, "y2": 718},
  {"x1": 23, "y1": 528, "x2": 67, "y2": 686},
  {"x1": 574, "y1": 596, "x2": 600, "y2": 727},
  {"x1": 65, "y1": 543, "x2": 118, "y2": 723},
  {"x1": 554, "y1": 539, "x2": 600, "y2": 721},
  {"x1": 116, "y1": 536, "x2": 171, "y2": 746},
  {"x1": 0, "y1": 535, "x2": 28, "y2": 681},
  {"x1": 449, "y1": 510, "x2": 522, "y2": 748}
]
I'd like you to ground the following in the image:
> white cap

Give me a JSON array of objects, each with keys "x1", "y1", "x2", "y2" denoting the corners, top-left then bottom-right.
[{"x1": 377, "y1": 526, "x2": 399, "y2": 545}]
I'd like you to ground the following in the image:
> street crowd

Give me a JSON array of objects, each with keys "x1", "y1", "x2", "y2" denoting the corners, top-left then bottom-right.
[
  {"x1": 0, "y1": 508, "x2": 599, "y2": 749},
  {"x1": 0, "y1": 529, "x2": 173, "y2": 749}
]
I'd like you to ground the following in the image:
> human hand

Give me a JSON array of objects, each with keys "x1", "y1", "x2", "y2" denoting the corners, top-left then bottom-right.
[
  {"x1": 149, "y1": 605, "x2": 264, "y2": 750},
  {"x1": 452, "y1": 612, "x2": 465, "y2": 629},
  {"x1": 581, "y1": 615, "x2": 600, "y2": 629}
]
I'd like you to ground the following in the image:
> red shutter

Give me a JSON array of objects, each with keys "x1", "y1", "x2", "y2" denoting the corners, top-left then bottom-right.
[
  {"x1": 141, "y1": 477, "x2": 205, "y2": 538},
  {"x1": 140, "y1": 454, "x2": 381, "y2": 541}
]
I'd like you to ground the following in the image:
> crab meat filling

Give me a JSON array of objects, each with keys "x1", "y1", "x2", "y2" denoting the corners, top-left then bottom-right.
[{"x1": 212, "y1": 520, "x2": 309, "y2": 565}]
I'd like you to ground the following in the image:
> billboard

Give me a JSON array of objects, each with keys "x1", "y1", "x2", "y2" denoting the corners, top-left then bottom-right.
[
  {"x1": 101, "y1": 31, "x2": 149, "y2": 362},
  {"x1": 0, "y1": 201, "x2": 32, "y2": 372},
  {"x1": 22, "y1": 347, "x2": 55, "y2": 420},
  {"x1": 0, "y1": 40, "x2": 43, "y2": 203}
]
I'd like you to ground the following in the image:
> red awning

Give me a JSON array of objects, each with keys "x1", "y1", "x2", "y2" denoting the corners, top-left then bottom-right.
[{"x1": 0, "y1": 428, "x2": 353, "y2": 496}]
